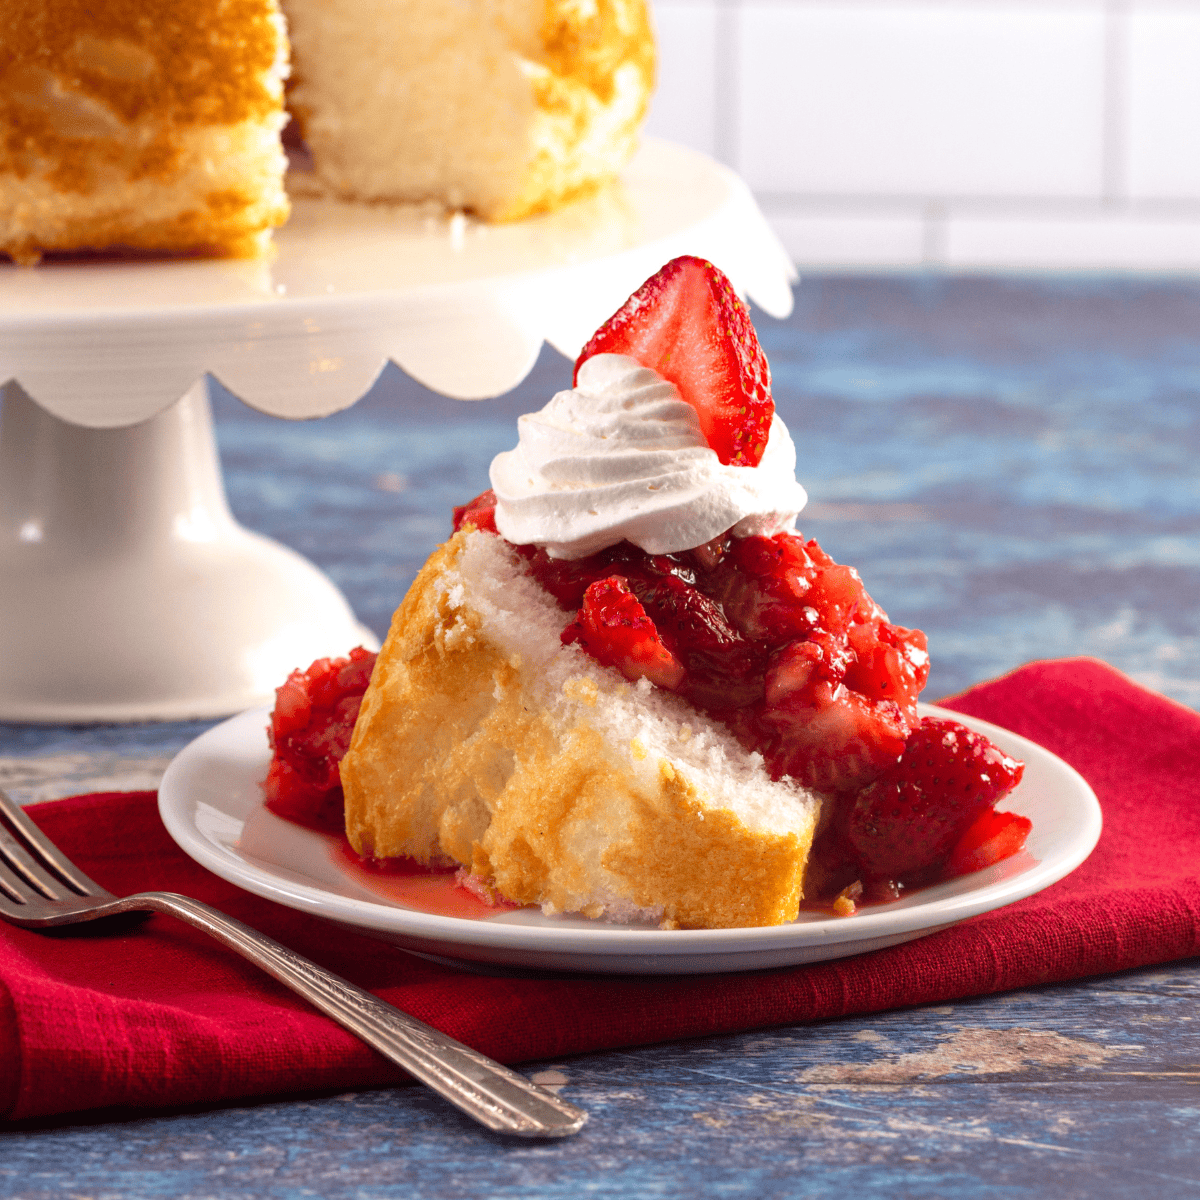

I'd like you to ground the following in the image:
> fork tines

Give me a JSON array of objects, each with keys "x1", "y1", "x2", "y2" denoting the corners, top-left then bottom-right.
[{"x1": 0, "y1": 787, "x2": 100, "y2": 906}]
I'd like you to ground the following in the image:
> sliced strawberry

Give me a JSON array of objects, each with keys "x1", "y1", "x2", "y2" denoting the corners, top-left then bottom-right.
[
  {"x1": 575, "y1": 255, "x2": 773, "y2": 467},
  {"x1": 803, "y1": 563, "x2": 867, "y2": 637},
  {"x1": 764, "y1": 630, "x2": 853, "y2": 703},
  {"x1": 778, "y1": 691, "x2": 910, "y2": 793},
  {"x1": 844, "y1": 717, "x2": 1026, "y2": 882},
  {"x1": 712, "y1": 533, "x2": 822, "y2": 644},
  {"x1": 759, "y1": 661, "x2": 911, "y2": 792},
  {"x1": 452, "y1": 489, "x2": 498, "y2": 534},
  {"x1": 946, "y1": 809, "x2": 1032, "y2": 877},
  {"x1": 562, "y1": 576, "x2": 686, "y2": 691},
  {"x1": 625, "y1": 567, "x2": 761, "y2": 708}
]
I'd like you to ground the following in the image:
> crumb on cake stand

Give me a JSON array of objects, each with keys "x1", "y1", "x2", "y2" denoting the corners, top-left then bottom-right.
[{"x1": 0, "y1": 141, "x2": 795, "y2": 722}]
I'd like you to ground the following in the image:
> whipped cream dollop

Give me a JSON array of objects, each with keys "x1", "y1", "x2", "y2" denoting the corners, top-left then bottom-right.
[{"x1": 489, "y1": 354, "x2": 808, "y2": 559}]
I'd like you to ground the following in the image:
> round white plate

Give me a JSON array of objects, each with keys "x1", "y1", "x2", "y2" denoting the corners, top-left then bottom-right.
[{"x1": 158, "y1": 703, "x2": 1101, "y2": 976}]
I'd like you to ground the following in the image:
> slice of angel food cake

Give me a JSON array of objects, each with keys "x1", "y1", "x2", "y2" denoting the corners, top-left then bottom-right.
[{"x1": 262, "y1": 257, "x2": 1029, "y2": 930}]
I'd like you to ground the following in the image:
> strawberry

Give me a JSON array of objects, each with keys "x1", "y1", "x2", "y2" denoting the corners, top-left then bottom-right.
[
  {"x1": 711, "y1": 533, "x2": 823, "y2": 644},
  {"x1": 845, "y1": 717, "x2": 1026, "y2": 883},
  {"x1": 844, "y1": 619, "x2": 930, "y2": 720},
  {"x1": 946, "y1": 808, "x2": 1032, "y2": 877},
  {"x1": 803, "y1": 563, "x2": 868, "y2": 637},
  {"x1": 264, "y1": 646, "x2": 377, "y2": 833},
  {"x1": 759, "y1": 674, "x2": 912, "y2": 793},
  {"x1": 562, "y1": 576, "x2": 686, "y2": 691},
  {"x1": 452, "y1": 489, "x2": 498, "y2": 534},
  {"x1": 574, "y1": 255, "x2": 773, "y2": 467},
  {"x1": 624, "y1": 567, "x2": 761, "y2": 709}
]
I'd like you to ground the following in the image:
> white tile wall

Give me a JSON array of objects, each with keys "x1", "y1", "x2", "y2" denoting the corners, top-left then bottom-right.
[
  {"x1": 765, "y1": 209, "x2": 927, "y2": 266},
  {"x1": 737, "y1": 6, "x2": 1106, "y2": 197},
  {"x1": 1128, "y1": 8, "x2": 1200, "y2": 198},
  {"x1": 645, "y1": 1, "x2": 722, "y2": 160},
  {"x1": 945, "y1": 211, "x2": 1200, "y2": 269},
  {"x1": 643, "y1": 0, "x2": 1200, "y2": 271}
]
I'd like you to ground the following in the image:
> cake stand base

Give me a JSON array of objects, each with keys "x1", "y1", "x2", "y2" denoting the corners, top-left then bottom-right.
[{"x1": 0, "y1": 380, "x2": 378, "y2": 724}]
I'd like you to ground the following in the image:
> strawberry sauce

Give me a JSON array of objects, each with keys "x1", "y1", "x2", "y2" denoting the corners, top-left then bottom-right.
[
  {"x1": 330, "y1": 840, "x2": 520, "y2": 920},
  {"x1": 509, "y1": 519, "x2": 931, "y2": 796}
]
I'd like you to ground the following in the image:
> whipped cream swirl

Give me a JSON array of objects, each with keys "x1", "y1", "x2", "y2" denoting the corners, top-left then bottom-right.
[{"x1": 489, "y1": 354, "x2": 808, "y2": 559}]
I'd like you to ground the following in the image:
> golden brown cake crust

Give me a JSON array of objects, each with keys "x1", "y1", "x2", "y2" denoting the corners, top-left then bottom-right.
[
  {"x1": 1, "y1": 0, "x2": 288, "y2": 261},
  {"x1": 339, "y1": 533, "x2": 817, "y2": 930},
  {"x1": 503, "y1": 0, "x2": 656, "y2": 221}
]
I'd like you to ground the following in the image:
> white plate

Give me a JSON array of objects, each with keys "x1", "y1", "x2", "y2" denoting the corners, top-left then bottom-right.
[{"x1": 158, "y1": 703, "x2": 1101, "y2": 976}]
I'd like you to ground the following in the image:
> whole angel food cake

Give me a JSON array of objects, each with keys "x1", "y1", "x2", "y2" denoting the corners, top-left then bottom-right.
[
  {"x1": 0, "y1": 0, "x2": 654, "y2": 263},
  {"x1": 266, "y1": 256, "x2": 1030, "y2": 929}
]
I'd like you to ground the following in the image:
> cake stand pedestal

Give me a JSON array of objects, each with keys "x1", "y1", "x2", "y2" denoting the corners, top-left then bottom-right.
[
  {"x1": 0, "y1": 140, "x2": 795, "y2": 723},
  {"x1": 0, "y1": 379, "x2": 375, "y2": 722}
]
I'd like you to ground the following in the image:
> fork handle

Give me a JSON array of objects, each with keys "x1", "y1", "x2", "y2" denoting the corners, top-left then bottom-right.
[{"x1": 117, "y1": 891, "x2": 586, "y2": 1137}]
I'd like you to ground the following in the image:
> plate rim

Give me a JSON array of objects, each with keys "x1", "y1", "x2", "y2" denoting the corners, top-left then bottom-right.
[{"x1": 157, "y1": 702, "x2": 1102, "y2": 962}]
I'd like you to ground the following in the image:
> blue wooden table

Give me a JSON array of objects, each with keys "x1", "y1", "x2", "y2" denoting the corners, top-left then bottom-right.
[{"x1": 2, "y1": 274, "x2": 1199, "y2": 1197}]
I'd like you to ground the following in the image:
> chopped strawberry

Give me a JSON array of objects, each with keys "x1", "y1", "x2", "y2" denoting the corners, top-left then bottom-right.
[
  {"x1": 452, "y1": 489, "x2": 498, "y2": 534},
  {"x1": 712, "y1": 533, "x2": 822, "y2": 644},
  {"x1": 574, "y1": 255, "x2": 773, "y2": 467},
  {"x1": 261, "y1": 755, "x2": 347, "y2": 833},
  {"x1": 844, "y1": 619, "x2": 929, "y2": 720},
  {"x1": 624, "y1": 567, "x2": 761, "y2": 709},
  {"x1": 562, "y1": 576, "x2": 686, "y2": 691},
  {"x1": 764, "y1": 630, "x2": 853, "y2": 703},
  {"x1": 803, "y1": 563, "x2": 867, "y2": 637},
  {"x1": 264, "y1": 646, "x2": 377, "y2": 833},
  {"x1": 515, "y1": 540, "x2": 655, "y2": 611},
  {"x1": 844, "y1": 717, "x2": 1026, "y2": 883},
  {"x1": 946, "y1": 808, "x2": 1032, "y2": 877},
  {"x1": 759, "y1": 671, "x2": 912, "y2": 793},
  {"x1": 271, "y1": 671, "x2": 313, "y2": 737}
]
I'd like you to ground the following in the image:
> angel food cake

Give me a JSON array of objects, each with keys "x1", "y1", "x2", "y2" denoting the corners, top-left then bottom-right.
[
  {"x1": 265, "y1": 256, "x2": 1030, "y2": 929},
  {"x1": 1, "y1": 0, "x2": 655, "y2": 263},
  {"x1": 338, "y1": 530, "x2": 820, "y2": 929},
  {"x1": 0, "y1": 0, "x2": 291, "y2": 263}
]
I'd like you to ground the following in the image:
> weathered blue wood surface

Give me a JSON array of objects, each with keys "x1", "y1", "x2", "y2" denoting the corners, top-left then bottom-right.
[{"x1": 2, "y1": 274, "x2": 1199, "y2": 1196}]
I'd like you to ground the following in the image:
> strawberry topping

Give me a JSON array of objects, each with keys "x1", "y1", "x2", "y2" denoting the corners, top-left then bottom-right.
[
  {"x1": 574, "y1": 255, "x2": 774, "y2": 467},
  {"x1": 452, "y1": 489, "x2": 498, "y2": 534},
  {"x1": 946, "y1": 807, "x2": 1033, "y2": 877},
  {"x1": 263, "y1": 646, "x2": 376, "y2": 832},
  {"x1": 519, "y1": 527, "x2": 929, "y2": 794},
  {"x1": 562, "y1": 575, "x2": 686, "y2": 691},
  {"x1": 844, "y1": 716, "x2": 1026, "y2": 886}
]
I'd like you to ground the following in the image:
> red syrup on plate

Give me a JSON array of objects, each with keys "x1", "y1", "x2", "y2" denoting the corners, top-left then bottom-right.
[{"x1": 329, "y1": 836, "x2": 522, "y2": 921}]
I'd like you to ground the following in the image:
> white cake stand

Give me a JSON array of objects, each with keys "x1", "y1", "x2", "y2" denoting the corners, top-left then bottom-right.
[{"x1": 0, "y1": 140, "x2": 795, "y2": 723}]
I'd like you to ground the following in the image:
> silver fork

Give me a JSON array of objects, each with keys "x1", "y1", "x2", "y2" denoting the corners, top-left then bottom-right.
[{"x1": 0, "y1": 787, "x2": 586, "y2": 1137}]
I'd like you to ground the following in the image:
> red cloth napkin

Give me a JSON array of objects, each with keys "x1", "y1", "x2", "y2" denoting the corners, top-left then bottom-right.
[{"x1": 3, "y1": 657, "x2": 1199, "y2": 1122}]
